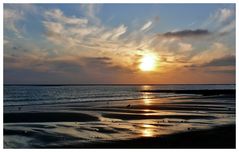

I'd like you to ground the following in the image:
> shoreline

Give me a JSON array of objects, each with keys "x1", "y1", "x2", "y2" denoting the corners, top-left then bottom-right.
[{"x1": 140, "y1": 89, "x2": 235, "y2": 96}]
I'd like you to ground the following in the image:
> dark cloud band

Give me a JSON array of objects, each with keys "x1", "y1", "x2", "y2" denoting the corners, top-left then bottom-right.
[{"x1": 163, "y1": 29, "x2": 210, "y2": 37}]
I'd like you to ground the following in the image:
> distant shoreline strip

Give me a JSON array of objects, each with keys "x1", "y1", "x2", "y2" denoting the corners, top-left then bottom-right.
[{"x1": 140, "y1": 89, "x2": 235, "y2": 96}]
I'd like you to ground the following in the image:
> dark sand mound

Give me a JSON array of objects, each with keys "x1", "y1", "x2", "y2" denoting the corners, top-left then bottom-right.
[{"x1": 4, "y1": 112, "x2": 99, "y2": 123}]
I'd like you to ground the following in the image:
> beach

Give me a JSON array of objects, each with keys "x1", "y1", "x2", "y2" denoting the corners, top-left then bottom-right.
[
  {"x1": 55, "y1": 124, "x2": 235, "y2": 148},
  {"x1": 4, "y1": 86, "x2": 236, "y2": 148}
]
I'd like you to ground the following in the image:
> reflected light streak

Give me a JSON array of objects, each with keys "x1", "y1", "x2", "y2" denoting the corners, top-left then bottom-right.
[
  {"x1": 141, "y1": 124, "x2": 155, "y2": 137},
  {"x1": 141, "y1": 85, "x2": 152, "y2": 90},
  {"x1": 142, "y1": 93, "x2": 153, "y2": 105}
]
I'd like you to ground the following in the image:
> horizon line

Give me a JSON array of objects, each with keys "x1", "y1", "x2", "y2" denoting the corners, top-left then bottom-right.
[{"x1": 4, "y1": 83, "x2": 236, "y2": 86}]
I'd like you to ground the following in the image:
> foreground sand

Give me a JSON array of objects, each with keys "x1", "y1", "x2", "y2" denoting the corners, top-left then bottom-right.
[
  {"x1": 51, "y1": 124, "x2": 235, "y2": 148},
  {"x1": 4, "y1": 89, "x2": 235, "y2": 148}
]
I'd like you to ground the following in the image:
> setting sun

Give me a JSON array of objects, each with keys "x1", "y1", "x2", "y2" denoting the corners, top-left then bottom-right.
[{"x1": 139, "y1": 54, "x2": 157, "y2": 71}]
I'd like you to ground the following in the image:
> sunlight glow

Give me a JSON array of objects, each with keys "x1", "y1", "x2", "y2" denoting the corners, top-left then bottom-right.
[
  {"x1": 142, "y1": 124, "x2": 155, "y2": 137},
  {"x1": 143, "y1": 98, "x2": 152, "y2": 105},
  {"x1": 139, "y1": 54, "x2": 157, "y2": 71},
  {"x1": 142, "y1": 92, "x2": 152, "y2": 105}
]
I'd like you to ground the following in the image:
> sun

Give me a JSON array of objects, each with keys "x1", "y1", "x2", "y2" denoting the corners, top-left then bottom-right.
[{"x1": 139, "y1": 54, "x2": 157, "y2": 72}]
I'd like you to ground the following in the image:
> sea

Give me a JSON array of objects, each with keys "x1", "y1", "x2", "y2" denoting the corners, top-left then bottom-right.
[
  {"x1": 4, "y1": 84, "x2": 236, "y2": 148},
  {"x1": 4, "y1": 84, "x2": 235, "y2": 106}
]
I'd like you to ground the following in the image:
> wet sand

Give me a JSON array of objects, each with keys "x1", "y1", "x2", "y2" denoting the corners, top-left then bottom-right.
[
  {"x1": 52, "y1": 124, "x2": 235, "y2": 148},
  {"x1": 4, "y1": 89, "x2": 235, "y2": 148},
  {"x1": 4, "y1": 112, "x2": 99, "y2": 123},
  {"x1": 102, "y1": 113, "x2": 216, "y2": 120}
]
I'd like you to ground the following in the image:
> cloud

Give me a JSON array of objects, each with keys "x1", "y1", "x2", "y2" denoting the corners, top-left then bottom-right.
[
  {"x1": 185, "y1": 55, "x2": 235, "y2": 74},
  {"x1": 203, "y1": 64, "x2": 235, "y2": 75},
  {"x1": 4, "y1": 8, "x2": 24, "y2": 38},
  {"x1": 43, "y1": 9, "x2": 90, "y2": 47},
  {"x1": 201, "y1": 7, "x2": 235, "y2": 36},
  {"x1": 202, "y1": 8, "x2": 234, "y2": 27},
  {"x1": 190, "y1": 42, "x2": 233, "y2": 64},
  {"x1": 82, "y1": 57, "x2": 133, "y2": 73},
  {"x1": 80, "y1": 4, "x2": 101, "y2": 24},
  {"x1": 162, "y1": 29, "x2": 210, "y2": 37},
  {"x1": 4, "y1": 46, "x2": 133, "y2": 77},
  {"x1": 4, "y1": 51, "x2": 81, "y2": 74},
  {"x1": 140, "y1": 21, "x2": 152, "y2": 31},
  {"x1": 202, "y1": 55, "x2": 235, "y2": 67},
  {"x1": 43, "y1": 8, "x2": 130, "y2": 55},
  {"x1": 207, "y1": 69, "x2": 235, "y2": 74},
  {"x1": 43, "y1": 21, "x2": 64, "y2": 34},
  {"x1": 182, "y1": 42, "x2": 235, "y2": 77},
  {"x1": 49, "y1": 59, "x2": 82, "y2": 73},
  {"x1": 4, "y1": 4, "x2": 39, "y2": 38},
  {"x1": 110, "y1": 25, "x2": 127, "y2": 40},
  {"x1": 178, "y1": 42, "x2": 193, "y2": 52},
  {"x1": 44, "y1": 9, "x2": 88, "y2": 25},
  {"x1": 4, "y1": 52, "x2": 134, "y2": 84},
  {"x1": 219, "y1": 20, "x2": 235, "y2": 35},
  {"x1": 4, "y1": 4, "x2": 235, "y2": 84},
  {"x1": 212, "y1": 8, "x2": 234, "y2": 23},
  {"x1": 82, "y1": 57, "x2": 111, "y2": 67}
]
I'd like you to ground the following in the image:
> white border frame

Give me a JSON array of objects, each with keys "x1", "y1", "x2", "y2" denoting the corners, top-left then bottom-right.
[{"x1": 1, "y1": 0, "x2": 238, "y2": 151}]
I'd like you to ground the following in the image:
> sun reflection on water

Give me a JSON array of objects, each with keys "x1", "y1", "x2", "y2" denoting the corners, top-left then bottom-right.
[
  {"x1": 141, "y1": 124, "x2": 155, "y2": 137},
  {"x1": 143, "y1": 98, "x2": 152, "y2": 105},
  {"x1": 142, "y1": 92, "x2": 154, "y2": 105},
  {"x1": 141, "y1": 85, "x2": 152, "y2": 90},
  {"x1": 143, "y1": 129, "x2": 154, "y2": 137}
]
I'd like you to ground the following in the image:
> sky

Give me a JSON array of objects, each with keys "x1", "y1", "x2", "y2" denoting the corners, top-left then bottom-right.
[{"x1": 4, "y1": 4, "x2": 236, "y2": 84}]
